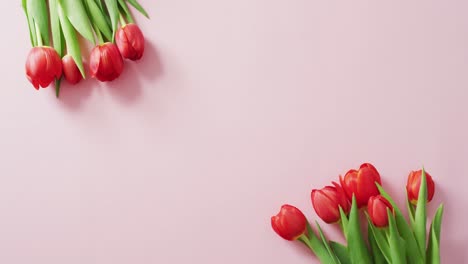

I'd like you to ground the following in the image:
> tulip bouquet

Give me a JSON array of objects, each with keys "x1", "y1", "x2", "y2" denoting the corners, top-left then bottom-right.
[
  {"x1": 22, "y1": 0, "x2": 149, "y2": 97},
  {"x1": 271, "y1": 163, "x2": 444, "y2": 264}
]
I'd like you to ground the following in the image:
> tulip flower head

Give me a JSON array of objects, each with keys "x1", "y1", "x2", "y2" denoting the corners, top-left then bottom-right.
[
  {"x1": 311, "y1": 182, "x2": 350, "y2": 223},
  {"x1": 407, "y1": 169, "x2": 435, "y2": 205},
  {"x1": 25, "y1": 46, "x2": 62, "y2": 89},
  {"x1": 340, "y1": 163, "x2": 382, "y2": 208},
  {"x1": 368, "y1": 195, "x2": 393, "y2": 228},
  {"x1": 116, "y1": 23, "x2": 145, "y2": 61},
  {"x1": 89, "y1": 43, "x2": 124, "y2": 82},
  {"x1": 271, "y1": 204, "x2": 307, "y2": 241},
  {"x1": 62, "y1": 55, "x2": 82, "y2": 85}
]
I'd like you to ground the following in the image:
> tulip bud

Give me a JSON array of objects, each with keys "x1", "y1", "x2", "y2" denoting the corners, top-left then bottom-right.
[
  {"x1": 407, "y1": 170, "x2": 435, "y2": 205},
  {"x1": 271, "y1": 204, "x2": 307, "y2": 241},
  {"x1": 116, "y1": 23, "x2": 145, "y2": 61},
  {"x1": 25, "y1": 46, "x2": 62, "y2": 89},
  {"x1": 89, "y1": 43, "x2": 124, "y2": 82},
  {"x1": 311, "y1": 182, "x2": 350, "y2": 223},
  {"x1": 340, "y1": 163, "x2": 382, "y2": 208},
  {"x1": 368, "y1": 195, "x2": 393, "y2": 227},
  {"x1": 62, "y1": 55, "x2": 82, "y2": 85}
]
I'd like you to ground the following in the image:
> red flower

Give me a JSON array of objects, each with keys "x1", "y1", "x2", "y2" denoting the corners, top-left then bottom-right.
[
  {"x1": 271, "y1": 204, "x2": 307, "y2": 241},
  {"x1": 62, "y1": 55, "x2": 82, "y2": 85},
  {"x1": 311, "y1": 182, "x2": 350, "y2": 223},
  {"x1": 407, "y1": 170, "x2": 435, "y2": 205},
  {"x1": 340, "y1": 163, "x2": 382, "y2": 207},
  {"x1": 89, "y1": 43, "x2": 124, "y2": 82},
  {"x1": 25, "y1": 46, "x2": 62, "y2": 89},
  {"x1": 116, "y1": 23, "x2": 145, "y2": 61},
  {"x1": 368, "y1": 195, "x2": 393, "y2": 228}
]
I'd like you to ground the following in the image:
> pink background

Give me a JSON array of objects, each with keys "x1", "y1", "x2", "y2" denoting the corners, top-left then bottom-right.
[{"x1": 1, "y1": 0, "x2": 467, "y2": 263}]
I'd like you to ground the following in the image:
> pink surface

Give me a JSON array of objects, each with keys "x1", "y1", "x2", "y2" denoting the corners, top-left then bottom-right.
[{"x1": 1, "y1": 1, "x2": 467, "y2": 263}]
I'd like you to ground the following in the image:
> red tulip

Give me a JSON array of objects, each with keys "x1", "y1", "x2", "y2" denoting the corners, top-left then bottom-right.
[
  {"x1": 407, "y1": 170, "x2": 435, "y2": 205},
  {"x1": 271, "y1": 204, "x2": 307, "y2": 241},
  {"x1": 340, "y1": 163, "x2": 382, "y2": 207},
  {"x1": 116, "y1": 23, "x2": 145, "y2": 61},
  {"x1": 311, "y1": 182, "x2": 350, "y2": 223},
  {"x1": 25, "y1": 46, "x2": 62, "y2": 89},
  {"x1": 89, "y1": 43, "x2": 124, "y2": 82},
  {"x1": 62, "y1": 55, "x2": 82, "y2": 84},
  {"x1": 368, "y1": 195, "x2": 393, "y2": 227}
]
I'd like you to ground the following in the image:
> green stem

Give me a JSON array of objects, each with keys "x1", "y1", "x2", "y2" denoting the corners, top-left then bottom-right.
[
  {"x1": 119, "y1": 13, "x2": 127, "y2": 26},
  {"x1": 35, "y1": 21, "x2": 43, "y2": 46},
  {"x1": 93, "y1": 24, "x2": 105, "y2": 44},
  {"x1": 127, "y1": 14, "x2": 134, "y2": 24},
  {"x1": 298, "y1": 234, "x2": 337, "y2": 264},
  {"x1": 298, "y1": 234, "x2": 314, "y2": 251},
  {"x1": 119, "y1": 0, "x2": 135, "y2": 23}
]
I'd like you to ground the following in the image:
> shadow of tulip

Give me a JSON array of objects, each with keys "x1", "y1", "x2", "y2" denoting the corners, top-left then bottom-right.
[
  {"x1": 55, "y1": 39, "x2": 163, "y2": 108},
  {"x1": 106, "y1": 59, "x2": 143, "y2": 105},
  {"x1": 137, "y1": 40, "x2": 164, "y2": 82},
  {"x1": 55, "y1": 77, "x2": 94, "y2": 110},
  {"x1": 107, "y1": 40, "x2": 163, "y2": 105}
]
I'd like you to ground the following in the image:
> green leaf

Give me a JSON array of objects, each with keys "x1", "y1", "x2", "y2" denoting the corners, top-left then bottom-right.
[
  {"x1": 431, "y1": 204, "x2": 444, "y2": 242},
  {"x1": 58, "y1": 4, "x2": 86, "y2": 78},
  {"x1": 302, "y1": 222, "x2": 337, "y2": 264},
  {"x1": 104, "y1": 0, "x2": 120, "y2": 41},
  {"x1": 368, "y1": 230, "x2": 387, "y2": 264},
  {"x1": 97, "y1": 0, "x2": 113, "y2": 27},
  {"x1": 377, "y1": 183, "x2": 424, "y2": 263},
  {"x1": 22, "y1": 0, "x2": 37, "y2": 46},
  {"x1": 347, "y1": 196, "x2": 372, "y2": 264},
  {"x1": 306, "y1": 219, "x2": 314, "y2": 239},
  {"x1": 406, "y1": 196, "x2": 416, "y2": 226},
  {"x1": 118, "y1": 0, "x2": 134, "y2": 23},
  {"x1": 85, "y1": 0, "x2": 113, "y2": 41},
  {"x1": 388, "y1": 209, "x2": 407, "y2": 264},
  {"x1": 27, "y1": 0, "x2": 50, "y2": 46},
  {"x1": 60, "y1": 0, "x2": 96, "y2": 44},
  {"x1": 49, "y1": 0, "x2": 63, "y2": 57},
  {"x1": 28, "y1": 18, "x2": 38, "y2": 46},
  {"x1": 95, "y1": 0, "x2": 104, "y2": 10},
  {"x1": 427, "y1": 204, "x2": 444, "y2": 264},
  {"x1": 367, "y1": 215, "x2": 391, "y2": 263},
  {"x1": 126, "y1": 0, "x2": 149, "y2": 18},
  {"x1": 330, "y1": 241, "x2": 351, "y2": 264},
  {"x1": 427, "y1": 228, "x2": 440, "y2": 264},
  {"x1": 339, "y1": 206, "x2": 349, "y2": 239},
  {"x1": 315, "y1": 221, "x2": 340, "y2": 264},
  {"x1": 60, "y1": 26, "x2": 66, "y2": 57},
  {"x1": 414, "y1": 168, "x2": 428, "y2": 262},
  {"x1": 55, "y1": 78, "x2": 62, "y2": 98}
]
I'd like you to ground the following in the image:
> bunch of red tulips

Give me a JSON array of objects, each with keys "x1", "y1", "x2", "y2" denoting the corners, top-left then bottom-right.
[
  {"x1": 271, "y1": 163, "x2": 443, "y2": 264},
  {"x1": 22, "y1": 0, "x2": 148, "y2": 97}
]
